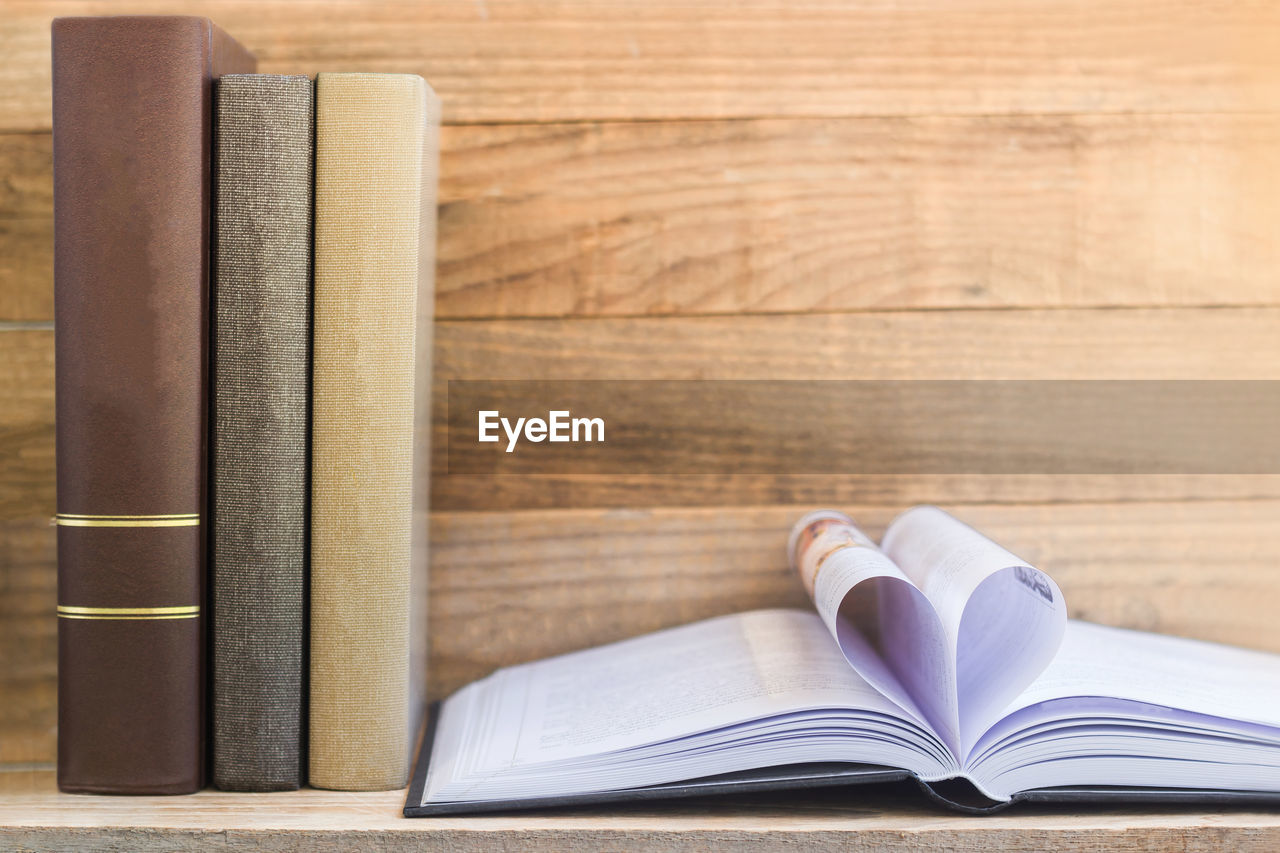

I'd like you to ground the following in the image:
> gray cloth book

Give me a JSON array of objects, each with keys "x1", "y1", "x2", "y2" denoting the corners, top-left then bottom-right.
[{"x1": 210, "y1": 74, "x2": 313, "y2": 791}]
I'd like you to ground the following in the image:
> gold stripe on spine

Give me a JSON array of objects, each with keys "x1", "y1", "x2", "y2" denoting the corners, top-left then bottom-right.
[
  {"x1": 58, "y1": 612, "x2": 199, "y2": 617},
  {"x1": 57, "y1": 513, "x2": 199, "y2": 519},
  {"x1": 57, "y1": 605, "x2": 200, "y2": 621},
  {"x1": 58, "y1": 613, "x2": 200, "y2": 620},
  {"x1": 58, "y1": 605, "x2": 200, "y2": 616},
  {"x1": 55, "y1": 513, "x2": 200, "y2": 528}
]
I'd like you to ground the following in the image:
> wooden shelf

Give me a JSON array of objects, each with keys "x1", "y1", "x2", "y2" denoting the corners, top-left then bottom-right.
[{"x1": 4, "y1": 771, "x2": 1280, "y2": 851}]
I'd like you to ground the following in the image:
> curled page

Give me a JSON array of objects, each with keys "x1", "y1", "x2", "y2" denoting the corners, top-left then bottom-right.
[
  {"x1": 789, "y1": 507, "x2": 1068, "y2": 761},
  {"x1": 881, "y1": 507, "x2": 1067, "y2": 756},
  {"x1": 789, "y1": 510, "x2": 958, "y2": 753}
]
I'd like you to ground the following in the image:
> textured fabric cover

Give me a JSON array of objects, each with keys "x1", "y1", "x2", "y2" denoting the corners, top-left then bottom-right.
[
  {"x1": 210, "y1": 74, "x2": 313, "y2": 792},
  {"x1": 310, "y1": 72, "x2": 436, "y2": 792}
]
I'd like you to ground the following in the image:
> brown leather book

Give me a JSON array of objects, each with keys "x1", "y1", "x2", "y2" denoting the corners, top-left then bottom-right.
[{"x1": 52, "y1": 16, "x2": 255, "y2": 794}]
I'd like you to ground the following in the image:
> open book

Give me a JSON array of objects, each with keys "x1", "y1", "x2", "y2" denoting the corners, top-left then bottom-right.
[{"x1": 406, "y1": 507, "x2": 1280, "y2": 815}]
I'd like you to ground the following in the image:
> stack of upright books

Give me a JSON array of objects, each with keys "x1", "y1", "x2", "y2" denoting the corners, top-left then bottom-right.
[{"x1": 51, "y1": 16, "x2": 440, "y2": 794}]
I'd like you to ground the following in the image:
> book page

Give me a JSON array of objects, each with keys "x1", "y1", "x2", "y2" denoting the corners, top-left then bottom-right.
[
  {"x1": 789, "y1": 511, "x2": 958, "y2": 753},
  {"x1": 423, "y1": 612, "x2": 963, "y2": 804},
  {"x1": 966, "y1": 620, "x2": 1280, "y2": 798},
  {"x1": 429, "y1": 609, "x2": 918, "y2": 791},
  {"x1": 880, "y1": 506, "x2": 1066, "y2": 756},
  {"x1": 1002, "y1": 619, "x2": 1280, "y2": 729}
]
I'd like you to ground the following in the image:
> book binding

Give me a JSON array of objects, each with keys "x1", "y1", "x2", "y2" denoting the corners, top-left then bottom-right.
[
  {"x1": 308, "y1": 72, "x2": 439, "y2": 792},
  {"x1": 210, "y1": 73, "x2": 313, "y2": 792},
  {"x1": 52, "y1": 15, "x2": 255, "y2": 794}
]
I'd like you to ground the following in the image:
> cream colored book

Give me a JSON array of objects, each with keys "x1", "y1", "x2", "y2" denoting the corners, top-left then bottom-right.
[{"x1": 310, "y1": 72, "x2": 440, "y2": 792}]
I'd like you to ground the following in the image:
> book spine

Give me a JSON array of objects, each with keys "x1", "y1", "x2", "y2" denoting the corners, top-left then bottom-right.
[
  {"x1": 52, "y1": 15, "x2": 254, "y2": 795},
  {"x1": 210, "y1": 74, "x2": 313, "y2": 792},
  {"x1": 309, "y1": 72, "x2": 434, "y2": 791},
  {"x1": 409, "y1": 76, "x2": 442, "y2": 791}
]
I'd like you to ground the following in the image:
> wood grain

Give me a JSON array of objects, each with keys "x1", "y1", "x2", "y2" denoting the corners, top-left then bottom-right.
[
  {"x1": 0, "y1": 134, "x2": 50, "y2": 214},
  {"x1": 0, "y1": 133, "x2": 53, "y2": 322},
  {"x1": 433, "y1": 474, "x2": 1280, "y2": 513},
  {"x1": 7, "y1": 771, "x2": 1280, "y2": 851},
  {"x1": 0, "y1": 331, "x2": 55, "y2": 520},
  {"x1": 437, "y1": 115, "x2": 1280, "y2": 318},
  {"x1": 0, "y1": 220, "x2": 53, "y2": 323},
  {"x1": 432, "y1": 308, "x2": 1280, "y2": 382},
  {"x1": 8, "y1": 114, "x2": 1280, "y2": 321},
  {"x1": 7, "y1": 312, "x2": 1280, "y2": 516},
  {"x1": 427, "y1": 501, "x2": 1280, "y2": 699},
  {"x1": 7, "y1": 0, "x2": 1280, "y2": 131},
  {"x1": 428, "y1": 308, "x2": 1280, "y2": 508},
  {"x1": 12, "y1": 310, "x2": 1280, "y2": 510},
  {"x1": 0, "y1": 518, "x2": 56, "y2": 765}
]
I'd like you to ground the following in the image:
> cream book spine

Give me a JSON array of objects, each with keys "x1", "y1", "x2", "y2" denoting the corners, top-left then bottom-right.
[{"x1": 309, "y1": 72, "x2": 440, "y2": 791}]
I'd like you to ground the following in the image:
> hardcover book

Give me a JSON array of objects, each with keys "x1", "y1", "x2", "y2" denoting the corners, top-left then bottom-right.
[
  {"x1": 210, "y1": 74, "x2": 313, "y2": 792},
  {"x1": 408, "y1": 507, "x2": 1280, "y2": 815},
  {"x1": 309, "y1": 72, "x2": 441, "y2": 792},
  {"x1": 51, "y1": 16, "x2": 255, "y2": 794}
]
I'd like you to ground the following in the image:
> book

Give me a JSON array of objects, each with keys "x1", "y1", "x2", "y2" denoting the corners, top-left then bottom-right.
[
  {"x1": 406, "y1": 506, "x2": 1280, "y2": 815},
  {"x1": 209, "y1": 74, "x2": 313, "y2": 792},
  {"x1": 309, "y1": 72, "x2": 441, "y2": 792},
  {"x1": 51, "y1": 16, "x2": 255, "y2": 794}
]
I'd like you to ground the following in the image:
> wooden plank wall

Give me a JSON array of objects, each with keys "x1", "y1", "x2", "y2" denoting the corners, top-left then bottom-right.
[{"x1": 3, "y1": 0, "x2": 1280, "y2": 768}]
